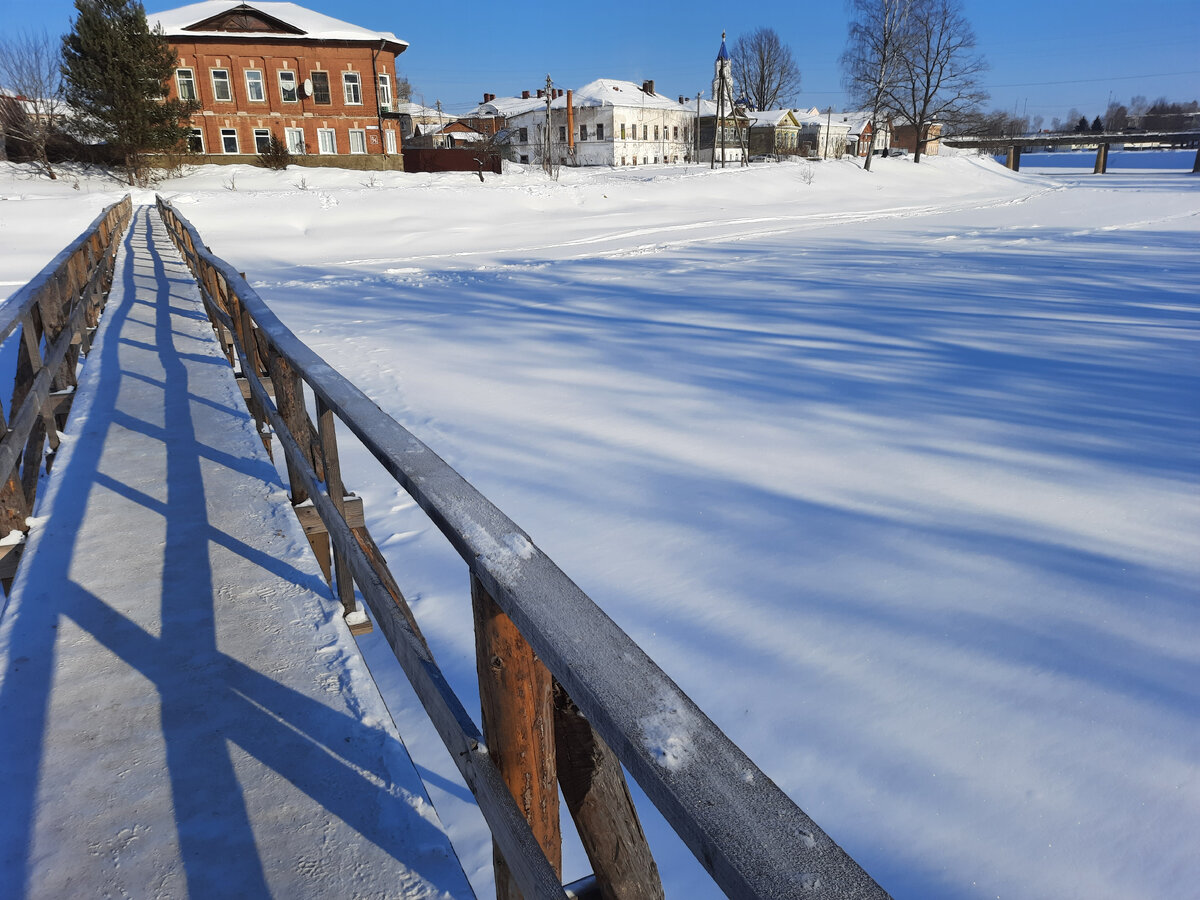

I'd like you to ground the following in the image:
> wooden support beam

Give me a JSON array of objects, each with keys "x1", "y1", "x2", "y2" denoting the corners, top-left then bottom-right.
[
  {"x1": 1094, "y1": 142, "x2": 1109, "y2": 174},
  {"x1": 317, "y1": 396, "x2": 356, "y2": 618},
  {"x1": 554, "y1": 683, "x2": 663, "y2": 900},
  {"x1": 236, "y1": 374, "x2": 274, "y2": 400},
  {"x1": 473, "y1": 574, "x2": 561, "y2": 899},
  {"x1": 293, "y1": 495, "x2": 365, "y2": 534}
]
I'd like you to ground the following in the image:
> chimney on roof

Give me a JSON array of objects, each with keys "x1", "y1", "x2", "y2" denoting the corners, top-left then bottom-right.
[
  {"x1": 556, "y1": 89, "x2": 564, "y2": 99},
  {"x1": 537, "y1": 89, "x2": 544, "y2": 98},
  {"x1": 679, "y1": 96, "x2": 685, "y2": 104},
  {"x1": 642, "y1": 79, "x2": 655, "y2": 95},
  {"x1": 522, "y1": 90, "x2": 530, "y2": 99}
]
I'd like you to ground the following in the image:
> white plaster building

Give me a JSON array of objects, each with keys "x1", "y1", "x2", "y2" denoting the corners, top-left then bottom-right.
[{"x1": 503, "y1": 79, "x2": 695, "y2": 167}]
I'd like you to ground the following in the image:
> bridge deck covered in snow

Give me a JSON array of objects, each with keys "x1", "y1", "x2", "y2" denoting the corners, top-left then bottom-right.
[{"x1": 0, "y1": 207, "x2": 474, "y2": 899}]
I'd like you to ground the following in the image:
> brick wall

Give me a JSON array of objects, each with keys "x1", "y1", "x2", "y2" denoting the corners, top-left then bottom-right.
[{"x1": 166, "y1": 38, "x2": 403, "y2": 162}]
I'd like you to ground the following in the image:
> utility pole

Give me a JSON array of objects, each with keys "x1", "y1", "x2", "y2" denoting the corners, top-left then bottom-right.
[
  {"x1": 825, "y1": 105, "x2": 832, "y2": 159},
  {"x1": 436, "y1": 99, "x2": 444, "y2": 147},
  {"x1": 696, "y1": 90, "x2": 702, "y2": 163}
]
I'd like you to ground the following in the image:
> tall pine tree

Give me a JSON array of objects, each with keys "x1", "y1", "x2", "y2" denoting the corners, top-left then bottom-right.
[{"x1": 61, "y1": 0, "x2": 195, "y2": 183}]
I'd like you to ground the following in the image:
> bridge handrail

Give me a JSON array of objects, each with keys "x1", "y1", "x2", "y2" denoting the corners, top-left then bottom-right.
[
  {"x1": 0, "y1": 195, "x2": 133, "y2": 583},
  {"x1": 943, "y1": 130, "x2": 1200, "y2": 148},
  {"x1": 155, "y1": 195, "x2": 890, "y2": 900}
]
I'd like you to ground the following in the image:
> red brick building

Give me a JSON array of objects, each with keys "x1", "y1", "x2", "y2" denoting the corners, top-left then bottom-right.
[{"x1": 149, "y1": 1, "x2": 406, "y2": 167}]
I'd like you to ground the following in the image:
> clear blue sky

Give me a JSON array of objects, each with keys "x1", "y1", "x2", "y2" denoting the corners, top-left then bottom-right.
[{"x1": 3, "y1": 0, "x2": 1197, "y2": 120}]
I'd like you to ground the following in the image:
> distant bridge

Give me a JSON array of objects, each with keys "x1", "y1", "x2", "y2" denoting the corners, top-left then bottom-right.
[{"x1": 942, "y1": 130, "x2": 1200, "y2": 173}]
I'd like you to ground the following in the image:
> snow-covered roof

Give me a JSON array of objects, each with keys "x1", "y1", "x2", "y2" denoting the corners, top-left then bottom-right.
[
  {"x1": 395, "y1": 101, "x2": 449, "y2": 118},
  {"x1": 147, "y1": 2, "x2": 407, "y2": 51},
  {"x1": 746, "y1": 110, "x2": 798, "y2": 129},
  {"x1": 462, "y1": 95, "x2": 545, "y2": 118},
  {"x1": 551, "y1": 79, "x2": 687, "y2": 111}
]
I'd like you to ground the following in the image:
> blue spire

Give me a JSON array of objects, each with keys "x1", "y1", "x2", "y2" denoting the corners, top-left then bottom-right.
[{"x1": 717, "y1": 31, "x2": 729, "y2": 61}]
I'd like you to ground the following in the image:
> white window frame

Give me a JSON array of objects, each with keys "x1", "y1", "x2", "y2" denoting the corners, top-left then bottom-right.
[
  {"x1": 310, "y1": 70, "x2": 331, "y2": 104},
  {"x1": 253, "y1": 128, "x2": 271, "y2": 153},
  {"x1": 187, "y1": 128, "x2": 204, "y2": 153},
  {"x1": 342, "y1": 72, "x2": 362, "y2": 105},
  {"x1": 176, "y1": 68, "x2": 196, "y2": 101},
  {"x1": 245, "y1": 69, "x2": 265, "y2": 102},
  {"x1": 377, "y1": 73, "x2": 392, "y2": 109},
  {"x1": 348, "y1": 129, "x2": 367, "y2": 154},
  {"x1": 220, "y1": 128, "x2": 239, "y2": 153},
  {"x1": 384, "y1": 129, "x2": 397, "y2": 154},
  {"x1": 317, "y1": 127, "x2": 336, "y2": 154},
  {"x1": 285, "y1": 127, "x2": 305, "y2": 154},
  {"x1": 278, "y1": 70, "x2": 297, "y2": 103},
  {"x1": 580, "y1": 124, "x2": 588, "y2": 141},
  {"x1": 211, "y1": 68, "x2": 232, "y2": 102}
]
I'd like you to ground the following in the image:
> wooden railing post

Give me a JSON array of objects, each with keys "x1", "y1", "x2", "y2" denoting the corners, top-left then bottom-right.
[
  {"x1": 316, "y1": 395, "x2": 355, "y2": 617},
  {"x1": 553, "y1": 683, "x2": 663, "y2": 900},
  {"x1": 472, "y1": 574, "x2": 561, "y2": 899}
]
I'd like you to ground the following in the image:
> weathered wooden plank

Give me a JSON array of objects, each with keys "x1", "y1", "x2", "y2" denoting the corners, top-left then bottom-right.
[
  {"x1": 317, "y1": 396, "x2": 355, "y2": 616},
  {"x1": 554, "y1": 683, "x2": 663, "y2": 900},
  {"x1": 473, "y1": 575, "x2": 562, "y2": 900},
  {"x1": 293, "y1": 495, "x2": 365, "y2": 534}
]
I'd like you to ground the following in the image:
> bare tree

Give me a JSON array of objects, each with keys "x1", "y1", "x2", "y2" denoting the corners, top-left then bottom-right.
[
  {"x1": 882, "y1": 0, "x2": 988, "y2": 162},
  {"x1": 0, "y1": 31, "x2": 66, "y2": 179},
  {"x1": 841, "y1": 0, "x2": 913, "y2": 171},
  {"x1": 730, "y1": 28, "x2": 801, "y2": 112}
]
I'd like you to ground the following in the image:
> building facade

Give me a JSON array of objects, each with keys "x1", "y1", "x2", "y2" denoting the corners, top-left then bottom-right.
[
  {"x1": 149, "y1": 1, "x2": 406, "y2": 167},
  {"x1": 504, "y1": 79, "x2": 694, "y2": 167}
]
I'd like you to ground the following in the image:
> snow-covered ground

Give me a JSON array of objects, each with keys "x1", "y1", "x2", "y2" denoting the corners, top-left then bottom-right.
[{"x1": 2, "y1": 155, "x2": 1197, "y2": 900}]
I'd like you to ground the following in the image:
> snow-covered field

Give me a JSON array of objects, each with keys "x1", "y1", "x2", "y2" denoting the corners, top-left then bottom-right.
[{"x1": 2, "y1": 155, "x2": 1197, "y2": 900}]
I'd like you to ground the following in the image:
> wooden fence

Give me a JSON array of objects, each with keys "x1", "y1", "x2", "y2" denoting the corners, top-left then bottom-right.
[
  {"x1": 156, "y1": 195, "x2": 892, "y2": 900},
  {"x1": 0, "y1": 196, "x2": 133, "y2": 589}
]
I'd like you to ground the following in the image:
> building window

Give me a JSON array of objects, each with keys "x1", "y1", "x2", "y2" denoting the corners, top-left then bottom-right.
[
  {"x1": 520, "y1": 154, "x2": 529, "y2": 164},
  {"x1": 643, "y1": 125, "x2": 648, "y2": 140},
  {"x1": 279, "y1": 70, "x2": 297, "y2": 102},
  {"x1": 384, "y1": 129, "x2": 397, "y2": 153},
  {"x1": 673, "y1": 126, "x2": 678, "y2": 140},
  {"x1": 519, "y1": 127, "x2": 528, "y2": 142},
  {"x1": 580, "y1": 124, "x2": 588, "y2": 141},
  {"x1": 317, "y1": 127, "x2": 336, "y2": 154},
  {"x1": 377, "y1": 73, "x2": 392, "y2": 109},
  {"x1": 654, "y1": 126, "x2": 659, "y2": 141},
  {"x1": 621, "y1": 156, "x2": 626, "y2": 165},
  {"x1": 245, "y1": 70, "x2": 265, "y2": 102},
  {"x1": 285, "y1": 127, "x2": 305, "y2": 154},
  {"x1": 620, "y1": 123, "x2": 625, "y2": 140},
  {"x1": 211, "y1": 69, "x2": 232, "y2": 102},
  {"x1": 220, "y1": 128, "x2": 238, "y2": 153},
  {"x1": 253, "y1": 128, "x2": 271, "y2": 153},
  {"x1": 176, "y1": 68, "x2": 196, "y2": 101},
  {"x1": 343, "y1": 72, "x2": 362, "y2": 105},
  {"x1": 684, "y1": 126, "x2": 690, "y2": 142},
  {"x1": 310, "y1": 71, "x2": 331, "y2": 104},
  {"x1": 597, "y1": 123, "x2": 604, "y2": 140},
  {"x1": 348, "y1": 129, "x2": 366, "y2": 154},
  {"x1": 187, "y1": 128, "x2": 203, "y2": 153}
]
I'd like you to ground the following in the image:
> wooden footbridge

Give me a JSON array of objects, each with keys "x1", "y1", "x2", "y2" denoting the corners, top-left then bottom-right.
[
  {"x1": 943, "y1": 130, "x2": 1200, "y2": 173},
  {"x1": 0, "y1": 199, "x2": 892, "y2": 899}
]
